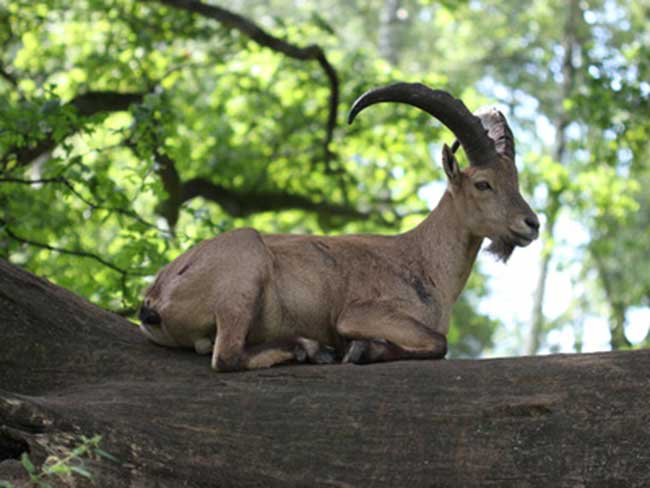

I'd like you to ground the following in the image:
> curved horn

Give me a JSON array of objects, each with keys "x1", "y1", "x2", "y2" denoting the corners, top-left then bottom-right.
[{"x1": 348, "y1": 82, "x2": 499, "y2": 166}]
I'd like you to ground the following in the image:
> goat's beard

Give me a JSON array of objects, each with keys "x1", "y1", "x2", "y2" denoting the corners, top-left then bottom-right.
[{"x1": 486, "y1": 237, "x2": 515, "y2": 263}]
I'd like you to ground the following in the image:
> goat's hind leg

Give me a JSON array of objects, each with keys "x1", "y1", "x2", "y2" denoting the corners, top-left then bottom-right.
[
  {"x1": 242, "y1": 339, "x2": 308, "y2": 370},
  {"x1": 210, "y1": 227, "x2": 279, "y2": 372},
  {"x1": 212, "y1": 304, "x2": 308, "y2": 371},
  {"x1": 296, "y1": 337, "x2": 337, "y2": 365},
  {"x1": 226, "y1": 337, "x2": 335, "y2": 371},
  {"x1": 212, "y1": 298, "x2": 335, "y2": 371},
  {"x1": 212, "y1": 303, "x2": 335, "y2": 371}
]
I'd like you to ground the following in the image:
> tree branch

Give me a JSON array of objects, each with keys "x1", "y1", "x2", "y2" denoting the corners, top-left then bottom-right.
[
  {"x1": 0, "y1": 176, "x2": 167, "y2": 234},
  {"x1": 151, "y1": 0, "x2": 339, "y2": 169},
  {"x1": 0, "y1": 221, "x2": 130, "y2": 276},
  {"x1": 182, "y1": 177, "x2": 371, "y2": 220},
  {"x1": 68, "y1": 91, "x2": 144, "y2": 116},
  {"x1": 3, "y1": 91, "x2": 144, "y2": 168},
  {"x1": 126, "y1": 143, "x2": 372, "y2": 229},
  {"x1": 0, "y1": 65, "x2": 18, "y2": 88}
]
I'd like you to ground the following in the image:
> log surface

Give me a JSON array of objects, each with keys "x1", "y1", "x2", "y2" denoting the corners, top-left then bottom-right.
[{"x1": 0, "y1": 258, "x2": 648, "y2": 487}]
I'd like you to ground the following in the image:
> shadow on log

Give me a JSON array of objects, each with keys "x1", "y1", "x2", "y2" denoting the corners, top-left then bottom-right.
[{"x1": 0, "y1": 258, "x2": 649, "y2": 487}]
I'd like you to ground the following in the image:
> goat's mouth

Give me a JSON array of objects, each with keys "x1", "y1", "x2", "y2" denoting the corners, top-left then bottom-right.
[{"x1": 509, "y1": 230, "x2": 537, "y2": 247}]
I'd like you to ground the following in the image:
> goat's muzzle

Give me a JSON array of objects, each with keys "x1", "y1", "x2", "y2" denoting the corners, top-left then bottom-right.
[
  {"x1": 139, "y1": 304, "x2": 161, "y2": 325},
  {"x1": 508, "y1": 213, "x2": 540, "y2": 247}
]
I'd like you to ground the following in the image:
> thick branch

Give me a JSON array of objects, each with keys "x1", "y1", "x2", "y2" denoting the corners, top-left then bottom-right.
[
  {"x1": 1, "y1": 259, "x2": 650, "y2": 487},
  {"x1": 152, "y1": 0, "x2": 339, "y2": 167},
  {"x1": 68, "y1": 91, "x2": 144, "y2": 117},
  {"x1": 182, "y1": 177, "x2": 370, "y2": 219},
  {"x1": 135, "y1": 144, "x2": 371, "y2": 229},
  {"x1": 4, "y1": 91, "x2": 143, "y2": 168},
  {"x1": 0, "y1": 65, "x2": 18, "y2": 88}
]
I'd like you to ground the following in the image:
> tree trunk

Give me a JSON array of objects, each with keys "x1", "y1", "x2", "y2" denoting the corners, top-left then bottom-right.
[
  {"x1": 526, "y1": 0, "x2": 580, "y2": 355},
  {"x1": 593, "y1": 254, "x2": 632, "y2": 350},
  {"x1": 1, "y1": 258, "x2": 649, "y2": 487},
  {"x1": 525, "y1": 207, "x2": 557, "y2": 355},
  {"x1": 378, "y1": 0, "x2": 406, "y2": 66}
]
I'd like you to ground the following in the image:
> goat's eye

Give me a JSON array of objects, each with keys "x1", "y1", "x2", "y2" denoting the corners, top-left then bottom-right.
[{"x1": 474, "y1": 181, "x2": 492, "y2": 191}]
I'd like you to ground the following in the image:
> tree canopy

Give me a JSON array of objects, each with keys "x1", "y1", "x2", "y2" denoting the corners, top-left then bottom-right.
[{"x1": 1, "y1": 0, "x2": 648, "y2": 357}]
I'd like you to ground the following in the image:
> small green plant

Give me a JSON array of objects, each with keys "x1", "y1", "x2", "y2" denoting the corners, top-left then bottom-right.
[{"x1": 0, "y1": 434, "x2": 117, "y2": 488}]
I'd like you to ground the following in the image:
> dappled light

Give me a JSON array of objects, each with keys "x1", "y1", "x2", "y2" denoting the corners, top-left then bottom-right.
[{"x1": 1, "y1": 0, "x2": 648, "y2": 359}]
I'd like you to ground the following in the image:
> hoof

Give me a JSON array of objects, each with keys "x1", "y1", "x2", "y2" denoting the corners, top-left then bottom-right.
[
  {"x1": 194, "y1": 338, "x2": 214, "y2": 355},
  {"x1": 213, "y1": 356, "x2": 242, "y2": 373},
  {"x1": 293, "y1": 345, "x2": 308, "y2": 363},
  {"x1": 342, "y1": 340, "x2": 369, "y2": 364},
  {"x1": 311, "y1": 345, "x2": 337, "y2": 365}
]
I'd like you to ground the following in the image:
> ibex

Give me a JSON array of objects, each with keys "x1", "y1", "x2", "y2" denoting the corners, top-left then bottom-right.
[{"x1": 138, "y1": 83, "x2": 539, "y2": 371}]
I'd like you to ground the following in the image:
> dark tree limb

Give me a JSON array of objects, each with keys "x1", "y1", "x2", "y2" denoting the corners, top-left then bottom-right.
[
  {"x1": 3, "y1": 91, "x2": 144, "y2": 168},
  {"x1": 151, "y1": 0, "x2": 339, "y2": 168},
  {"x1": 67, "y1": 91, "x2": 144, "y2": 117},
  {"x1": 0, "y1": 65, "x2": 18, "y2": 88},
  {"x1": 1, "y1": 258, "x2": 650, "y2": 487},
  {"x1": 0, "y1": 221, "x2": 132, "y2": 276},
  {"x1": 0, "y1": 176, "x2": 166, "y2": 233},
  {"x1": 139, "y1": 145, "x2": 372, "y2": 229},
  {"x1": 182, "y1": 176, "x2": 372, "y2": 218}
]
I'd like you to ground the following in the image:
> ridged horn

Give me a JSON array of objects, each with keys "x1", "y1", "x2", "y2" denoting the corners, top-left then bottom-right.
[
  {"x1": 473, "y1": 107, "x2": 515, "y2": 161},
  {"x1": 348, "y1": 82, "x2": 503, "y2": 166}
]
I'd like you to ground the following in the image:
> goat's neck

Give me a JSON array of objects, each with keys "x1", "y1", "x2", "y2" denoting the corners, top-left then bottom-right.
[{"x1": 405, "y1": 190, "x2": 483, "y2": 306}]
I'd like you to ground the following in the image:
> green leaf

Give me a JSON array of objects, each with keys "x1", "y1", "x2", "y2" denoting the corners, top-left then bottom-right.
[
  {"x1": 95, "y1": 448, "x2": 119, "y2": 462},
  {"x1": 46, "y1": 463, "x2": 70, "y2": 475},
  {"x1": 20, "y1": 453, "x2": 36, "y2": 474},
  {"x1": 70, "y1": 466, "x2": 93, "y2": 479},
  {"x1": 310, "y1": 12, "x2": 335, "y2": 35}
]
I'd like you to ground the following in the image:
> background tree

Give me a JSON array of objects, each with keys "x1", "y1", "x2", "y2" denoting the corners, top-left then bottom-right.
[{"x1": 1, "y1": 0, "x2": 648, "y2": 357}]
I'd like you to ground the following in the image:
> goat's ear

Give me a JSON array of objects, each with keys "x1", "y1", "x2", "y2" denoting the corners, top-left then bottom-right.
[{"x1": 442, "y1": 143, "x2": 461, "y2": 186}]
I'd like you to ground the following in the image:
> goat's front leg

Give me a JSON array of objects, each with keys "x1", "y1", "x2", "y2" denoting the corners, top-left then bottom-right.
[{"x1": 337, "y1": 309, "x2": 447, "y2": 364}]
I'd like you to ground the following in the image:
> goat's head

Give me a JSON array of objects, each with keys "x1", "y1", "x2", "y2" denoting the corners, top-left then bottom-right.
[{"x1": 348, "y1": 82, "x2": 539, "y2": 261}]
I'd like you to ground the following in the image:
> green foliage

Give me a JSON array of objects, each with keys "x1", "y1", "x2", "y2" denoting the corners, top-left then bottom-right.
[
  {"x1": 2, "y1": 0, "x2": 648, "y2": 357},
  {"x1": 448, "y1": 269, "x2": 499, "y2": 358},
  {"x1": 0, "y1": 0, "x2": 500, "y2": 354},
  {"x1": 1, "y1": 434, "x2": 115, "y2": 488}
]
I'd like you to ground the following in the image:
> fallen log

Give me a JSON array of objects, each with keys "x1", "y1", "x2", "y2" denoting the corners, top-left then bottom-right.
[{"x1": 0, "y1": 258, "x2": 648, "y2": 487}]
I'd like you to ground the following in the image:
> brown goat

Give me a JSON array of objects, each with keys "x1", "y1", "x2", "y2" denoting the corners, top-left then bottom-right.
[{"x1": 138, "y1": 83, "x2": 539, "y2": 371}]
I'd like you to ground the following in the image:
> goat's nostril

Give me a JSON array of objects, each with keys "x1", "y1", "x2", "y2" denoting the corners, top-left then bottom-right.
[{"x1": 525, "y1": 217, "x2": 540, "y2": 231}]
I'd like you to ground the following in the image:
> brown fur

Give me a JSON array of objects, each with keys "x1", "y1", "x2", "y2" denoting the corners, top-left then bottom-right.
[{"x1": 139, "y1": 141, "x2": 539, "y2": 371}]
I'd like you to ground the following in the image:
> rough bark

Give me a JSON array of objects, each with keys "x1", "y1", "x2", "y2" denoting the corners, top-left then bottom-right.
[{"x1": 1, "y1": 258, "x2": 649, "y2": 488}]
